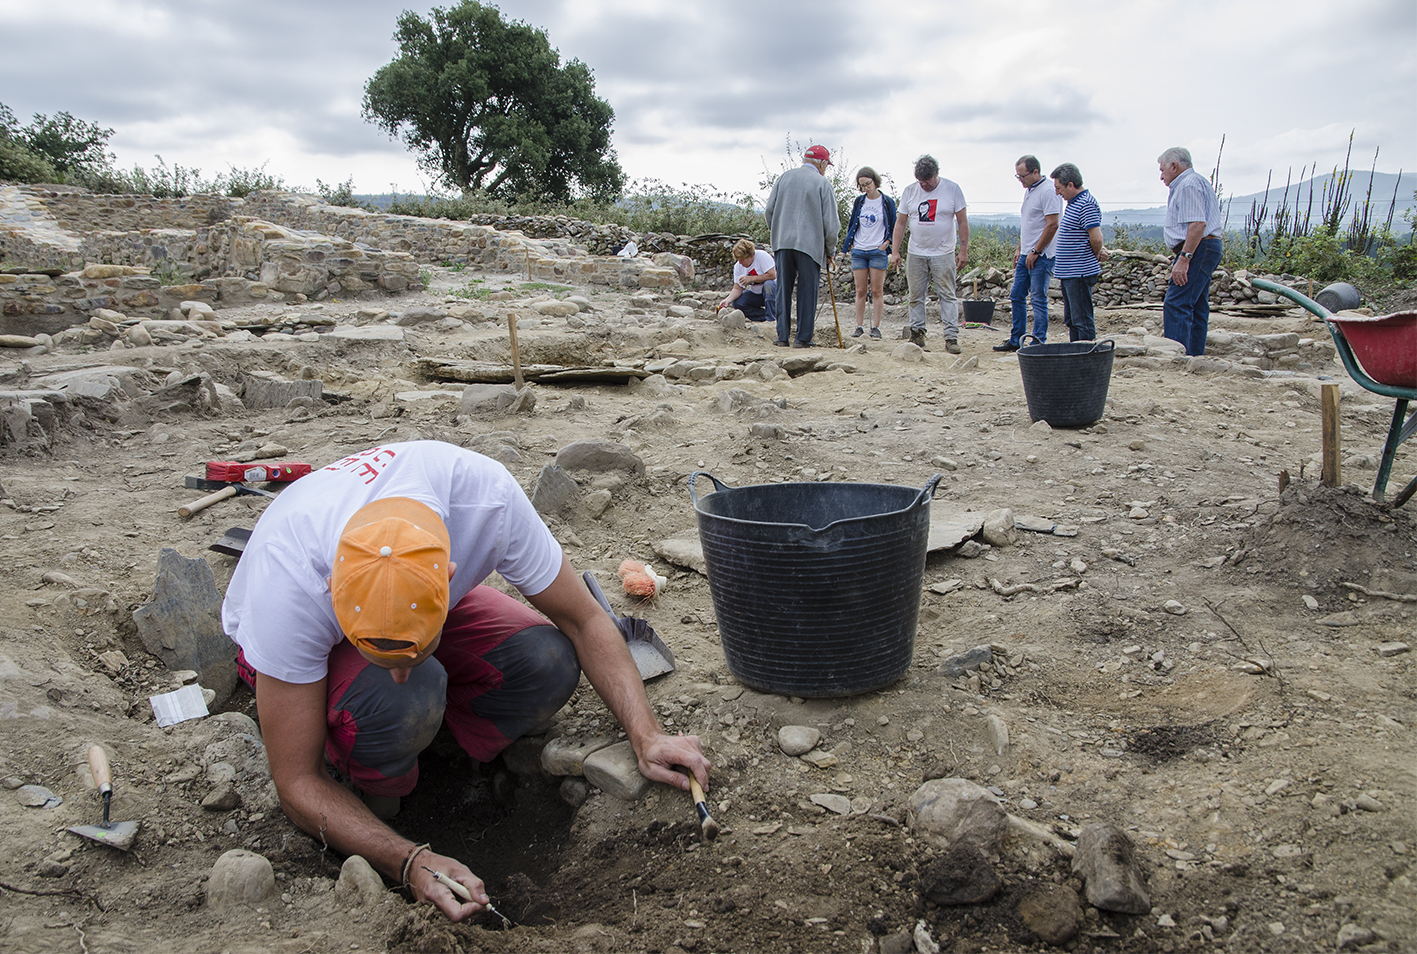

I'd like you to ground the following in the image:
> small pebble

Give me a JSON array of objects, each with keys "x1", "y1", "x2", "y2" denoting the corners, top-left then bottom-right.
[{"x1": 1301, "y1": 594, "x2": 1319, "y2": 610}]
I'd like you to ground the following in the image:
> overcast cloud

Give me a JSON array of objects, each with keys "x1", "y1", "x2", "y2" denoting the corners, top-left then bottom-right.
[{"x1": 1, "y1": 0, "x2": 1412, "y2": 213}]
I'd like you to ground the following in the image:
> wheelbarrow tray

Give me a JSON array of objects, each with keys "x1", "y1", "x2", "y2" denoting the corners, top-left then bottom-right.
[
  {"x1": 1327, "y1": 311, "x2": 1417, "y2": 388},
  {"x1": 1251, "y1": 278, "x2": 1417, "y2": 506}
]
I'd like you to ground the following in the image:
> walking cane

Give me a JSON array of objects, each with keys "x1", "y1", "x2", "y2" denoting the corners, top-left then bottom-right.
[{"x1": 825, "y1": 254, "x2": 844, "y2": 349}]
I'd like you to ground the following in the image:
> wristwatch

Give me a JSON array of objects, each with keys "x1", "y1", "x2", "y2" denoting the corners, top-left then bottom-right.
[{"x1": 1181, "y1": 251, "x2": 1194, "y2": 260}]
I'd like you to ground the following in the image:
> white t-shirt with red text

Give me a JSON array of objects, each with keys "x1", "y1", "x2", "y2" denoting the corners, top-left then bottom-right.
[
  {"x1": 899, "y1": 178, "x2": 968, "y2": 256},
  {"x1": 732, "y1": 249, "x2": 776, "y2": 296},
  {"x1": 222, "y1": 441, "x2": 563, "y2": 684}
]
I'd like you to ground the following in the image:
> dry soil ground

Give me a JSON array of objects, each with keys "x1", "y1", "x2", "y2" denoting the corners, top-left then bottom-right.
[{"x1": 0, "y1": 266, "x2": 1413, "y2": 954}]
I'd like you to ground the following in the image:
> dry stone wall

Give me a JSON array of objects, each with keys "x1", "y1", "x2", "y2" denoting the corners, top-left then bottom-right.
[
  {"x1": 29, "y1": 190, "x2": 233, "y2": 233},
  {"x1": 238, "y1": 192, "x2": 684, "y2": 289}
]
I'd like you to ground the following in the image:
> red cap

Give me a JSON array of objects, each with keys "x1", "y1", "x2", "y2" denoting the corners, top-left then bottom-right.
[{"x1": 804, "y1": 145, "x2": 833, "y2": 165}]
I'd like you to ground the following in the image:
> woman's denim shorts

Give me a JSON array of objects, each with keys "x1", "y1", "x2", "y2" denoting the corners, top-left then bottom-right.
[{"x1": 851, "y1": 247, "x2": 890, "y2": 271}]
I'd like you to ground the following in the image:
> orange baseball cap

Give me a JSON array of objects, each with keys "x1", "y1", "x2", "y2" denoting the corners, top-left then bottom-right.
[{"x1": 331, "y1": 497, "x2": 451, "y2": 661}]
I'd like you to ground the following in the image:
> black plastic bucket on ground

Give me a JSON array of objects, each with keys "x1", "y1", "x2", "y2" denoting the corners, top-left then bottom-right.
[
  {"x1": 1314, "y1": 282, "x2": 1361, "y2": 313},
  {"x1": 962, "y1": 300, "x2": 995, "y2": 325},
  {"x1": 1016, "y1": 335, "x2": 1116, "y2": 427},
  {"x1": 689, "y1": 472, "x2": 941, "y2": 697}
]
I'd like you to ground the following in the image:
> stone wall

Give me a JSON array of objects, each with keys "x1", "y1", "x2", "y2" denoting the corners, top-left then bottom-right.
[
  {"x1": 78, "y1": 226, "x2": 229, "y2": 281},
  {"x1": 28, "y1": 190, "x2": 233, "y2": 233},
  {"x1": 240, "y1": 193, "x2": 697, "y2": 289},
  {"x1": 227, "y1": 218, "x2": 421, "y2": 296}
]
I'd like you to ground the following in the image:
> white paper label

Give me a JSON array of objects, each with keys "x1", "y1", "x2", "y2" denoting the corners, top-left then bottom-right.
[{"x1": 149, "y1": 684, "x2": 209, "y2": 727}]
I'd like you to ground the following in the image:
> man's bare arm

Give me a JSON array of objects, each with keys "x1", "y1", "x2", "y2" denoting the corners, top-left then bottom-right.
[
  {"x1": 527, "y1": 557, "x2": 710, "y2": 789},
  {"x1": 256, "y1": 672, "x2": 486, "y2": 920}
]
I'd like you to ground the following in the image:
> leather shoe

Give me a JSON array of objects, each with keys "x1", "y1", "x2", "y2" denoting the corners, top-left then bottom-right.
[
  {"x1": 773, "y1": 340, "x2": 790, "y2": 347},
  {"x1": 791, "y1": 339, "x2": 811, "y2": 348},
  {"x1": 993, "y1": 341, "x2": 1020, "y2": 352},
  {"x1": 945, "y1": 338, "x2": 961, "y2": 354}
]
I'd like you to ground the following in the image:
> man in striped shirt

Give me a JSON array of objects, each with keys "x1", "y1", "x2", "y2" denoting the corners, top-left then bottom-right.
[
  {"x1": 1050, "y1": 163, "x2": 1110, "y2": 341},
  {"x1": 1159, "y1": 147, "x2": 1224, "y2": 355}
]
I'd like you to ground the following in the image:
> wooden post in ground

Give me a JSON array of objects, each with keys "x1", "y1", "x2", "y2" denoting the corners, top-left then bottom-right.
[
  {"x1": 1321, "y1": 383, "x2": 1341, "y2": 487},
  {"x1": 507, "y1": 313, "x2": 524, "y2": 390}
]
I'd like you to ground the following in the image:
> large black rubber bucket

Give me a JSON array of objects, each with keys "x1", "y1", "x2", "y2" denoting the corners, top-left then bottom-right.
[
  {"x1": 689, "y1": 472, "x2": 940, "y2": 697},
  {"x1": 1017, "y1": 336, "x2": 1116, "y2": 427}
]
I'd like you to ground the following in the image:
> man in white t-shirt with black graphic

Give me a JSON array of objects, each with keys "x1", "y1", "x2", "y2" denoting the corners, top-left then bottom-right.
[
  {"x1": 890, "y1": 155, "x2": 969, "y2": 353},
  {"x1": 223, "y1": 441, "x2": 710, "y2": 923}
]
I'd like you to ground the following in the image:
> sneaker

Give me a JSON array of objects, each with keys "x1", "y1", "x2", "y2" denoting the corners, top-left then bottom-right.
[
  {"x1": 909, "y1": 328, "x2": 927, "y2": 349},
  {"x1": 791, "y1": 339, "x2": 812, "y2": 348},
  {"x1": 945, "y1": 338, "x2": 961, "y2": 354},
  {"x1": 869, "y1": 327, "x2": 882, "y2": 339},
  {"x1": 992, "y1": 341, "x2": 1020, "y2": 352},
  {"x1": 852, "y1": 326, "x2": 864, "y2": 337}
]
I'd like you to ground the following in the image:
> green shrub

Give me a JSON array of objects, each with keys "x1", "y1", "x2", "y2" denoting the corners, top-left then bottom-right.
[{"x1": 0, "y1": 136, "x2": 60, "y2": 183}]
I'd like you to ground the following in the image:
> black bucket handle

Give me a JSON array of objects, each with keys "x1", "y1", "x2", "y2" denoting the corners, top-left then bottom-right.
[
  {"x1": 690, "y1": 471, "x2": 941, "y2": 515},
  {"x1": 687, "y1": 471, "x2": 731, "y2": 508},
  {"x1": 1020, "y1": 334, "x2": 1115, "y2": 355}
]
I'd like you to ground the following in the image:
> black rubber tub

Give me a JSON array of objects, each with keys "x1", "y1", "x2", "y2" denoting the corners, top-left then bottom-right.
[
  {"x1": 689, "y1": 472, "x2": 940, "y2": 697},
  {"x1": 1017, "y1": 335, "x2": 1116, "y2": 427}
]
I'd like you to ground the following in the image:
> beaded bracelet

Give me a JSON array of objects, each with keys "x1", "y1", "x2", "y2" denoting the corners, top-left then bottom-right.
[{"x1": 400, "y1": 842, "x2": 432, "y2": 891}]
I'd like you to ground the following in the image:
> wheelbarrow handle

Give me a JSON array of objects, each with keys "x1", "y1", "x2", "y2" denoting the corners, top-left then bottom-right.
[{"x1": 687, "y1": 471, "x2": 730, "y2": 508}]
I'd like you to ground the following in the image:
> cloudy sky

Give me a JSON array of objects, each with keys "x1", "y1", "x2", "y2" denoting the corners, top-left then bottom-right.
[{"x1": 2, "y1": 0, "x2": 1413, "y2": 215}]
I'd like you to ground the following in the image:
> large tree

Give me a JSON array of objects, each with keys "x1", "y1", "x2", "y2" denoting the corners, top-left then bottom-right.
[{"x1": 363, "y1": 2, "x2": 625, "y2": 203}]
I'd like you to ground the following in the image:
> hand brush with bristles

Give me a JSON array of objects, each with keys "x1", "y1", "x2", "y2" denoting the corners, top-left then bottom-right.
[{"x1": 687, "y1": 775, "x2": 719, "y2": 841}]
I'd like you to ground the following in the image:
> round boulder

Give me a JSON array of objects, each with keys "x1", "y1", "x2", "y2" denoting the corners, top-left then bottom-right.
[{"x1": 207, "y1": 848, "x2": 275, "y2": 911}]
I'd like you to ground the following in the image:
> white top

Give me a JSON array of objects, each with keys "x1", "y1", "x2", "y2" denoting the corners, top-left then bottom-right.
[
  {"x1": 1019, "y1": 179, "x2": 1064, "y2": 256},
  {"x1": 1164, "y1": 167, "x2": 1223, "y2": 246},
  {"x1": 854, "y1": 195, "x2": 887, "y2": 249},
  {"x1": 223, "y1": 441, "x2": 563, "y2": 684},
  {"x1": 732, "y1": 249, "x2": 776, "y2": 296},
  {"x1": 899, "y1": 178, "x2": 967, "y2": 256}
]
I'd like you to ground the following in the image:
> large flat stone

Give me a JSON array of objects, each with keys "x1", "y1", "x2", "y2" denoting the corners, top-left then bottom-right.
[
  {"x1": 582, "y1": 740, "x2": 649, "y2": 800},
  {"x1": 928, "y1": 507, "x2": 985, "y2": 552},
  {"x1": 131, "y1": 548, "x2": 237, "y2": 705},
  {"x1": 541, "y1": 735, "x2": 617, "y2": 776}
]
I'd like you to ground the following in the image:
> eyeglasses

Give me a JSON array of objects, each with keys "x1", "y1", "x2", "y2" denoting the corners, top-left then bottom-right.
[{"x1": 1015, "y1": 173, "x2": 1032, "y2": 180}]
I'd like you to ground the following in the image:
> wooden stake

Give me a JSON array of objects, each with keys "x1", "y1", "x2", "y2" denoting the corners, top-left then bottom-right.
[
  {"x1": 507, "y1": 313, "x2": 524, "y2": 389},
  {"x1": 1320, "y1": 383, "x2": 1341, "y2": 487}
]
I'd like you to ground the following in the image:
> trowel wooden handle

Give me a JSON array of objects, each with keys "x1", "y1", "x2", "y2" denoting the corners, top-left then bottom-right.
[
  {"x1": 87, "y1": 745, "x2": 112, "y2": 794},
  {"x1": 178, "y1": 484, "x2": 237, "y2": 518}
]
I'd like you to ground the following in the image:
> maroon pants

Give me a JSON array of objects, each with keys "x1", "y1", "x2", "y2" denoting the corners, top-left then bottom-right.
[{"x1": 238, "y1": 586, "x2": 581, "y2": 797}]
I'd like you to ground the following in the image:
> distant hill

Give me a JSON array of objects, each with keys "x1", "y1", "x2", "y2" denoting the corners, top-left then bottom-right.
[
  {"x1": 1103, "y1": 171, "x2": 1412, "y2": 232},
  {"x1": 972, "y1": 171, "x2": 1413, "y2": 235}
]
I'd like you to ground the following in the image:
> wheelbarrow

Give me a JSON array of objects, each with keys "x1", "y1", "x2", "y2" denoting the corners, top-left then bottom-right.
[{"x1": 1251, "y1": 278, "x2": 1416, "y2": 506}]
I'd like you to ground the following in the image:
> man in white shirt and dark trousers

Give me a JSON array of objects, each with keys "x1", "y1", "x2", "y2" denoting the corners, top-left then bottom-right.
[
  {"x1": 1159, "y1": 146, "x2": 1224, "y2": 356},
  {"x1": 996, "y1": 155, "x2": 1063, "y2": 352},
  {"x1": 891, "y1": 155, "x2": 969, "y2": 353}
]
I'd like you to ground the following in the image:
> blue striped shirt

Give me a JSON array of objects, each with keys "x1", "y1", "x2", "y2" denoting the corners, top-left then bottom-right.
[
  {"x1": 1164, "y1": 168, "x2": 1223, "y2": 246},
  {"x1": 1054, "y1": 189, "x2": 1102, "y2": 279}
]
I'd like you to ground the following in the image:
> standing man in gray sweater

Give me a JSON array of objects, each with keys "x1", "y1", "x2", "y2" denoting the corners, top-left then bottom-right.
[{"x1": 764, "y1": 145, "x2": 841, "y2": 348}]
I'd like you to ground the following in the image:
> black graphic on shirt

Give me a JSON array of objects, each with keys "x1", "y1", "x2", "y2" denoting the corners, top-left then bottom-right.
[{"x1": 917, "y1": 199, "x2": 937, "y2": 223}]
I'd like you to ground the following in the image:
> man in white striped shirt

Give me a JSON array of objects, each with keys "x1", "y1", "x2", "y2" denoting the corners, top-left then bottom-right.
[{"x1": 1159, "y1": 147, "x2": 1224, "y2": 355}]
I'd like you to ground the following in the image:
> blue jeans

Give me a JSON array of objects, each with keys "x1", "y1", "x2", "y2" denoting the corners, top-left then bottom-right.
[
  {"x1": 1163, "y1": 237, "x2": 1222, "y2": 355},
  {"x1": 1009, "y1": 254, "x2": 1054, "y2": 344},
  {"x1": 774, "y1": 249, "x2": 820, "y2": 344},
  {"x1": 1059, "y1": 276, "x2": 1097, "y2": 341},
  {"x1": 730, "y1": 280, "x2": 778, "y2": 323}
]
